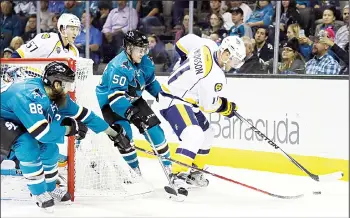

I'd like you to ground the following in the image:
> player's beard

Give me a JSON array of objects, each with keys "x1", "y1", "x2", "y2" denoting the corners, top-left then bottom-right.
[{"x1": 45, "y1": 86, "x2": 67, "y2": 108}]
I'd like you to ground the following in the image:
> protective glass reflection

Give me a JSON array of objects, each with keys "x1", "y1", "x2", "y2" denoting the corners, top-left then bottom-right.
[
  {"x1": 132, "y1": 46, "x2": 149, "y2": 56},
  {"x1": 229, "y1": 56, "x2": 244, "y2": 69}
]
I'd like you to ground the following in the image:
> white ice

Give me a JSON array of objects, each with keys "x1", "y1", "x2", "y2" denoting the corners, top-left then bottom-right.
[{"x1": 1, "y1": 158, "x2": 348, "y2": 217}]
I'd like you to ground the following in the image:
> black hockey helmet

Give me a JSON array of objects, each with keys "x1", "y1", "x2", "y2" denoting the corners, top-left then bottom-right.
[
  {"x1": 123, "y1": 30, "x2": 148, "y2": 49},
  {"x1": 42, "y1": 61, "x2": 75, "y2": 87}
]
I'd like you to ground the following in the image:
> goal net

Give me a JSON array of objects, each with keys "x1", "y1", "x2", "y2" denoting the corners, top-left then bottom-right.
[{"x1": 0, "y1": 58, "x2": 153, "y2": 201}]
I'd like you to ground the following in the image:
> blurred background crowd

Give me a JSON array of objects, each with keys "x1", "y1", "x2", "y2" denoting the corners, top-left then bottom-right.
[{"x1": 1, "y1": 0, "x2": 349, "y2": 75}]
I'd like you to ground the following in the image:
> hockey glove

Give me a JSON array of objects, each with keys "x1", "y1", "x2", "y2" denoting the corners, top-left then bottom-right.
[
  {"x1": 108, "y1": 124, "x2": 133, "y2": 152},
  {"x1": 61, "y1": 117, "x2": 88, "y2": 140},
  {"x1": 125, "y1": 106, "x2": 147, "y2": 128},
  {"x1": 217, "y1": 97, "x2": 238, "y2": 118}
]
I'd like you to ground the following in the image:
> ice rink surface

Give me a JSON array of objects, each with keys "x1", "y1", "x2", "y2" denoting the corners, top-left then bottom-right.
[{"x1": 1, "y1": 158, "x2": 349, "y2": 217}]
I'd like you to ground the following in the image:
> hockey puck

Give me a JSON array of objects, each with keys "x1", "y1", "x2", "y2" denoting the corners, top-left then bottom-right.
[
  {"x1": 90, "y1": 161, "x2": 97, "y2": 168},
  {"x1": 313, "y1": 191, "x2": 322, "y2": 195}
]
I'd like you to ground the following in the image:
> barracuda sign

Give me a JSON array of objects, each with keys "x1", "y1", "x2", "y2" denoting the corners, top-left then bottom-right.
[{"x1": 209, "y1": 114, "x2": 300, "y2": 145}]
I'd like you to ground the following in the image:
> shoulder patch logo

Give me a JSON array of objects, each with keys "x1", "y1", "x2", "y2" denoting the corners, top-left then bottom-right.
[
  {"x1": 31, "y1": 88, "x2": 46, "y2": 99},
  {"x1": 214, "y1": 83, "x2": 223, "y2": 92},
  {"x1": 41, "y1": 33, "x2": 50, "y2": 39},
  {"x1": 121, "y1": 61, "x2": 131, "y2": 70}
]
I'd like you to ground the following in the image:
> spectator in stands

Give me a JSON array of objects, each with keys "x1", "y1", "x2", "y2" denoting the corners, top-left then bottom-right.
[
  {"x1": 22, "y1": 14, "x2": 41, "y2": 43},
  {"x1": 225, "y1": 0, "x2": 252, "y2": 22},
  {"x1": 61, "y1": 0, "x2": 84, "y2": 18},
  {"x1": 48, "y1": 13, "x2": 59, "y2": 33},
  {"x1": 254, "y1": 27, "x2": 274, "y2": 62},
  {"x1": 319, "y1": 31, "x2": 349, "y2": 74},
  {"x1": 228, "y1": 7, "x2": 253, "y2": 38},
  {"x1": 174, "y1": 13, "x2": 201, "y2": 43},
  {"x1": 236, "y1": 36, "x2": 266, "y2": 74},
  {"x1": 172, "y1": 1, "x2": 189, "y2": 27},
  {"x1": 75, "y1": 10, "x2": 102, "y2": 64},
  {"x1": 210, "y1": 0, "x2": 225, "y2": 15},
  {"x1": 335, "y1": 5, "x2": 349, "y2": 49},
  {"x1": 246, "y1": 0, "x2": 274, "y2": 34},
  {"x1": 39, "y1": 0, "x2": 54, "y2": 32},
  {"x1": 277, "y1": 38, "x2": 305, "y2": 74},
  {"x1": 137, "y1": 0, "x2": 163, "y2": 34},
  {"x1": 294, "y1": 23, "x2": 314, "y2": 60},
  {"x1": 315, "y1": 6, "x2": 343, "y2": 37},
  {"x1": 14, "y1": 0, "x2": 36, "y2": 16},
  {"x1": 305, "y1": 30, "x2": 341, "y2": 75},
  {"x1": 9, "y1": 36, "x2": 24, "y2": 51},
  {"x1": 48, "y1": 1, "x2": 64, "y2": 14},
  {"x1": 0, "y1": 0, "x2": 22, "y2": 50},
  {"x1": 92, "y1": 1, "x2": 111, "y2": 31},
  {"x1": 1, "y1": 35, "x2": 23, "y2": 59},
  {"x1": 102, "y1": 0, "x2": 138, "y2": 59},
  {"x1": 2, "y1": 47, "x2": 13, "y2": 58},
  {"x1": 148, "y1": 34, "x2": 171, "y2": 71},
  {"x1": 202, "y1": 13, "x2": 228, "y2": 41},
  {"x1": 286, "y1": 23, "x2": 301, "y2": 40},
  {"x1": 271, "y1": 0, "x2": 301, "y2": 40},
  {"x1": 295, "y1": 0, "x2": 308, "y2": 9},
  {"x1": 300, "y1": 26, "x2": 341, "y2": 62},
  {"x1": 312, "y1": 0, "x2": 341, "y2": 21}
]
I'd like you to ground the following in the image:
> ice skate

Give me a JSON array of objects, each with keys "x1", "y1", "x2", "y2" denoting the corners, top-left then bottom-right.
[
  {"x1": 132, "y1": 166, "x2": 142, "y2": 176},
  {"x1": 31, "y1": 192, "x2": 55, "y2": 212},
  {"x1": 164, "y1": 172, "x2": 189, "y2": 202},
  {"x1": 186, "y1": 169, "x2": 209, "y2": 188},
  {"x1": 49, "y1": 186, "x2": 71, "y2": 204}
]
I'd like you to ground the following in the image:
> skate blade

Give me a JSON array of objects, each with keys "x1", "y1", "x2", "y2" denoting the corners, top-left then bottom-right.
[
  {"x1": 164, "y1": 186, "x2": 188, "y2": 202},
  {"x1": 40, "y1": 206, "x2": 54, "y2": 213},
  {"x1": 55, "y1": 200, "x2": 72, "y2": 205}
]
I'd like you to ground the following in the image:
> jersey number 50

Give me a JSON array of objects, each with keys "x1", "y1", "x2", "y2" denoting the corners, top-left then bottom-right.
[{"x1": 112, "y1": 75, "x2": 126, "y2": 86}]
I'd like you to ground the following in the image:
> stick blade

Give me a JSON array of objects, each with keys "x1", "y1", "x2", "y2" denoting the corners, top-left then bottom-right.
[{"x1": 318, "y1": 171, "x2": 344, "y2": 182}]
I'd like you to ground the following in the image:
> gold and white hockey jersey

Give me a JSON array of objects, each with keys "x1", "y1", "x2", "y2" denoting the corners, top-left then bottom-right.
[
  {"x1": 16, "y1": 32, "x2": 79, "y2": 58},
  {"x1": 175, "y1": 33, "x2": 218, "y2": 57},
  {"x1": 160, "y1": 43, "x2": 227, "y2": 113}
]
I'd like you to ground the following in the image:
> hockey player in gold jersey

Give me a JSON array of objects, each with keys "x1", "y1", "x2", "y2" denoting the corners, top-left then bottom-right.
[
  {"x1": 12, "y1": 13, "x2": 80, "y2": 58},
  {"x1": 158, "y1": 36, "x2": 246, "y2": 198}
]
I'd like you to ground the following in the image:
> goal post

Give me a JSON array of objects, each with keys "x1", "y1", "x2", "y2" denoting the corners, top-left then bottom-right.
[{"x1": 0, "y1": 57, "x2": 153, "y2": 201}]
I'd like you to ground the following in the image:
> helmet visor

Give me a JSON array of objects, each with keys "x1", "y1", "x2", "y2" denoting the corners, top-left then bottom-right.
[
  {"x1": 229, "y1": 55, "x2": 244, "y2": 69},
  {"x1": 61, "y1": 81, "x2": 75, "y2": 93},
  {"x1": 132, "y1": 46, "x2": 149, "y2": 56}
]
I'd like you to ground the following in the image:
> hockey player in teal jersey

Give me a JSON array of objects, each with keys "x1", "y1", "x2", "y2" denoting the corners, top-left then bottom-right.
[
  {"x1": 0, "y1": 62, "x2": 132, "y2": 210},
  {"x1": 96, "y1": 30, "x2": 171, "y2": 175}
]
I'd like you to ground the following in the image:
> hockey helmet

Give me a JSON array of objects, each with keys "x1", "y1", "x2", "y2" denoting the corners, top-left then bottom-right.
[
  {"x1": 123, "y1": 30, "x2": 149, "y2": 49},
  {"x1": 43, "y1": 62, "x2": 75, "y2": 92},
  {"x1": 57, "y1": 13, "x2": 81, "y2": 34},
  {"x1": 218, "y1": 36, "x2": 246, "y2": 69}
]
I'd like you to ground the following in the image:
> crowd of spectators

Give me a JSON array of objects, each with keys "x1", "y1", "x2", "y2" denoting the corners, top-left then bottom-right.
[{"x1": 1, "y1": 0, "x2": 349, "y2": 75}]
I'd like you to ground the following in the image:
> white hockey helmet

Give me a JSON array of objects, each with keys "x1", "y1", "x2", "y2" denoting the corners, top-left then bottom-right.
[
  {"x1": 218, "y1": 36, "x2": 246, "y2": 69},
  {"x1": 57, "y1": 13, "x2": 81, "y2": 34}
]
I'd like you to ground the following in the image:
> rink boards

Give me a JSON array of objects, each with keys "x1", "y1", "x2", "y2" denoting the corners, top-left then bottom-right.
[{"x1": 94, "y1": 75, "x2": 349, "y2": 181}]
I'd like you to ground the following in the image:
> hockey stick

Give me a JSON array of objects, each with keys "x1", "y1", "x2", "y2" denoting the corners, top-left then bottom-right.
[
  {"x1": 233, "y1": 111, "x2": 343, "y2": 182},
  {"x1": 134, "y1": 146, "x2": 319, "y2": 199},
  {"x1": 141, "y1": 123, "x2": 187, "y2": 198}
]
